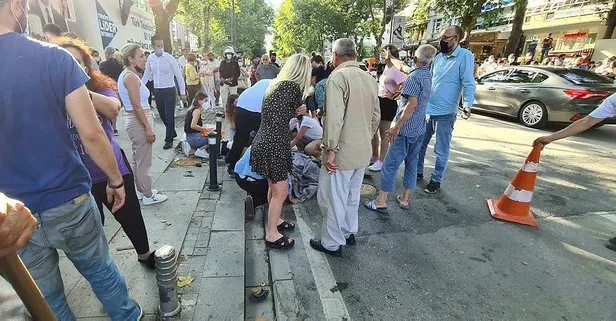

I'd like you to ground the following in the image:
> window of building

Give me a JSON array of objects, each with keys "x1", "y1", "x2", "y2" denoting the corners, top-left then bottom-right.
[
  {"x1": 525, "y1": 16, "x2": 531, "y2": 23},
  {"x1": 432, "y1": 18, "x2": 443, "y2": 36},
  {"x1": 546, "y1": 12, "x2": 554, "y2": 19}
]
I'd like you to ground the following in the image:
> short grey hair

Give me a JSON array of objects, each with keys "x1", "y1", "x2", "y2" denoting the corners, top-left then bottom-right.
[
  {"x1": 104, "y1": 46, "x2": 116, "y2": 57},
  {"x1": 333, "y1": 38, "x2": 357, "y2": 57},
  {"x1": 414, "y1": 44, "x2": 437, "y2": 66}
]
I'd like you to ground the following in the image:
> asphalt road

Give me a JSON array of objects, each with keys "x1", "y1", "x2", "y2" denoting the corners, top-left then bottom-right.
[{"x1": 282, "y1": 113, "x2": 616, "y2": 321}]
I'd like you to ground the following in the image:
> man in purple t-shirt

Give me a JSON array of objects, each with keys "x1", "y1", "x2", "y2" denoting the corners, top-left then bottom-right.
[{"x1": 0, "y1": 0, "x2": 141, "y2": 319}]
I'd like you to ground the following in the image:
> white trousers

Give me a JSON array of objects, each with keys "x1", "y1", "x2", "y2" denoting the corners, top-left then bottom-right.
[
  {"x1": 318, "y1": 168, "x2": 365, "y2": 250},
  {"x1": 220, "y1": 84, "x2": 237, "y2": 108}
]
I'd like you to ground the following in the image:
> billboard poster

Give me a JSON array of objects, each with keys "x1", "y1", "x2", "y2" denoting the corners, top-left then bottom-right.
[
  {"x1": 27, "y1": 0, "x2": 155, "y2": 53},
  {"x1": 389, "y1": 16, "x2": 406, "y2": 47}
]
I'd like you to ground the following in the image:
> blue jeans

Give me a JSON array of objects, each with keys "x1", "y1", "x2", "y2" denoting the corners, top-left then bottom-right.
[
  {"x1": 18, "y1": 194, "x2": 140, "y2": 321},
  {"x1": 380, "y1": 135, "x2": 423, "y2": 192},
  {"x1": 155, "y1": 87, "x2": 178, "y2": 143},
  {"x1": 417, "y1": 113, "x2": 457, "y2": 184},
  {"x1": 186, "y1": 132, "x2": 208, "y2": 149}
]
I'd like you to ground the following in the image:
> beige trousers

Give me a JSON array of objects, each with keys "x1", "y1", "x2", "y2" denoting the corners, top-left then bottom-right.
[
  {"x1": 125, "y1": 109, "x2": 154, "y2": 197},
  {"x1": 220, "y1": 84, "x2": 238, "y2": 109}
]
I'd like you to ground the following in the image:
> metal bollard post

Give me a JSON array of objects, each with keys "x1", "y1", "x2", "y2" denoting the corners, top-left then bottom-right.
[
  {"x1": 215, "y1": 112, "x2": 223, "y2": 159},
  {"x1": 208, "y1": 131, "x2": 221, "y2": 191},
  {"x1": 154, "y1": 245, "x2": 181, "y2": 318}
]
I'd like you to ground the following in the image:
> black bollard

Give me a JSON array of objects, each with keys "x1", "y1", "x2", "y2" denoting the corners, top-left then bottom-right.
[
  {"x1": 215, "y1": 112, "x2": 223, "y2": 159},
  {"x1": 208, "y1": 131, "x2": 222, "y2": 191}
]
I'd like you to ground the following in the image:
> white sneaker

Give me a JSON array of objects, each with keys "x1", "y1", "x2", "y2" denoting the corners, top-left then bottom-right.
[
  {"x1": 368, "y1": 160, "x2": 383, "y2": 172},
  {"x1": 194, "y1": 148, "x2": 209, "y2": 159},
  {"x1": 136, "y1": 189, "x2": 158, "y2": 200},
  {"x1": 182, "y1": 140, "x2": 191, "y2": 157},
  {"x1": 142, "y1": 192, "x2": 168, "y2": 206}
]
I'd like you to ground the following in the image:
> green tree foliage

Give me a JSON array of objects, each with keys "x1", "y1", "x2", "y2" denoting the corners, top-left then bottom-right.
[
  {"x1": 272, "y1": 0, "x2": 408, "y2": 59},
  {"x1": 407, "y1": 0, "x2": 430, "y2": 41},
  {"x1": 433, "y1": 0, "x2": 503, "y2": 40},
  {"x1": 177, "y1": 0, "x2": 273, "y2": 56}
]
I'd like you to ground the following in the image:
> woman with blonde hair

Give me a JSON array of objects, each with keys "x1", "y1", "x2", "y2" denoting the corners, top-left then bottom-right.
[
  {"x1": 118, "y1": 43, "x2": 168, "y2": 206},
  {"x1": 250, "y1": 54, "x2": 310, "y2": 249}
]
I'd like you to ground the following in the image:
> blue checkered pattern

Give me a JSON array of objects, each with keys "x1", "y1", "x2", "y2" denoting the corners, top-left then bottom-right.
[{"x1": 397, "y1": 66, "x2": 432, "y2": 138}]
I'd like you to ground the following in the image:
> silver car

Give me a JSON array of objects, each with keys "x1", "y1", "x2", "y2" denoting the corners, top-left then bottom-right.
[{"x1": 473, "y1": 66, "x2": 616, "y2": 128}]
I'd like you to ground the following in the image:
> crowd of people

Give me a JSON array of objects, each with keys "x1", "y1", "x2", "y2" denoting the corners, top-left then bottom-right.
[{"x1": 1, "y1": 0, "x2": 616, "y2": 319}]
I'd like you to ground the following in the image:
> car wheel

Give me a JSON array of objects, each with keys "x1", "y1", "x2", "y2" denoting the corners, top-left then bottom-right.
[{"x1": 519, "y1": 101, "x2": 547, "y2": 129}]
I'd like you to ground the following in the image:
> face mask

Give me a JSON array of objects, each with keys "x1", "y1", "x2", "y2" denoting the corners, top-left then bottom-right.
[
  {"x1": 135, "y1": 66, "x2": 144, "y2": 73},
  {"x1": 155, "y1": 48, "x2": 163, "y2": 57},
  {"x1": 12, "y1": 2, "x2": 28, "y2": 34},
  {"x1": 439, "y1": 40, "x2": 450, "y2": 54}
]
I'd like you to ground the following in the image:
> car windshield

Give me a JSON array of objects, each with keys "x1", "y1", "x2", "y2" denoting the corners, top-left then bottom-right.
[{"x1": 551, "y1": 69, "x2": 613, "y2": 85}]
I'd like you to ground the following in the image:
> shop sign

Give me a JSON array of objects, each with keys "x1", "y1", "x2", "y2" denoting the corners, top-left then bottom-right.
[{"x1": 563, "y1": 32, "x2": 588, "y2": 39}]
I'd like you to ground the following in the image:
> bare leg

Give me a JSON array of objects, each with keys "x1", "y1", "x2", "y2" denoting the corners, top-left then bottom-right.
[
  {"x1": 265, "y1": 180, "x2": 291, "y2": 243},
  {"x1": 378, "y1": 121, "x2": 392, "y2": 162},
  {"x1": 399, "y1": 189, "x2": 412, "y2": 206},
  {"x1": 376, "y1": 190, "x2": 388, "y2": 208},
  {"x1": 371, "y1": 131, "x2": 379, "y2": 160}
]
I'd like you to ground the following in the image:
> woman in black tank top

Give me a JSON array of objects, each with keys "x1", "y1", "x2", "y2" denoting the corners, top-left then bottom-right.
[{"x1": 184, "y1": 91, "x2": 209, "y2": 149}]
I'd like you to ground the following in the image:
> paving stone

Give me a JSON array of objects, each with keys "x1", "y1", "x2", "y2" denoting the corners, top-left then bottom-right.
[
  {"x1": 211, "y1": 183, "x2": 244, "y2": 231},
  {"x1": 244, "y1": 286, "x2": 275, "y2": 321},
  {"x1": 196, "y1": 199, "x2": 217, "y2": 212},
  {"x1": 273, "y1": 280, "x2": 300, "y2": 321},
  {"x1": 202, "y1": 231, "x2": 244, "y2": 277},
  {"x1": 246, "y1": 209, "x2": 266, "y2": 240},
  {"x1": 155, "y1": 168, "x2": 206, "y2": 192},
  {"x1": 269, "y1": 250, "x2": 293, "y2": 281},
  {"x1": 193, "y1": 277, "x2": 244, "y2": 321},
  {"x1": 245, "y1": 240, "x2": 269, "y2": 287},
  {"x1": 193, "y1": 247, "x2": 208, "y2": 256}
]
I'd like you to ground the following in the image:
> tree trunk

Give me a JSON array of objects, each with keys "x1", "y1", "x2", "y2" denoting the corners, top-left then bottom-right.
[
  {"x1": 148, "y1": 0, "x2": 181, "y2": 53},
  {"x1": 504, "y1": 0, "x2": 528, "y2": 57},
  {"x1": 603, "y1": 1, "x2": 616, "y2": 39}
]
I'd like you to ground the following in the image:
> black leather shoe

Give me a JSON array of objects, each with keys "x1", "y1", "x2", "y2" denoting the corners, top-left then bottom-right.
[
  {"x1": 346, "y1": 234, "x2": 356, "y2": 245},
  {"x1": 310, "y1": 239, "x2": 342, "y2": 257},
  {"x1": 163, "y1": 142, "x2": 173, "y2": 150}
]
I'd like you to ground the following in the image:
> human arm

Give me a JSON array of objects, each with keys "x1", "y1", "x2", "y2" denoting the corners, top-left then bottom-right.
[
  {"x1": 124, "y1": 73, "x2": 156, "y2": 144},
  {"x1": 460, "y1": 51, "x2": 476, "y2": 111},
  {"x1": 0, "y1": 194, "x2": 38, "y2": 258},
  {"x1": 388, "y1": 96, "x2": 418, "y2": 143},
  {"x1": 232, "y1": 62, "x2": 241, "y2": 80},
  {"x1": 290, "y1": 125, "x2": 309, "y2": 147},
  {"x1": 66, "y1": 86, "x2": 125, "y2": 212},
  {"x1": 533, "y1": 116, "x2": 602, "y2": 146},
  {"x1": 171, "y1": 55, "x2": 187, "y2": 96},
  {"x1": 90, "y1": 90, "x2": 120, "y2": 120},
  {"x1": 190, "y1": 109, "x2": 207, "y2": 132}
]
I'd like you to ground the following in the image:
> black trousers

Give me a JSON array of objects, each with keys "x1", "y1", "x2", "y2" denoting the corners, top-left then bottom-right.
[
  {"x1": 227, "y1": 108, "x2": 261, "y2": 171},
  {"x1": 235, "y1": 176, "x2": 269, "y2": 208},
  {"x1": 91, "y1": 150, "x2": 150, "y2": 255}
]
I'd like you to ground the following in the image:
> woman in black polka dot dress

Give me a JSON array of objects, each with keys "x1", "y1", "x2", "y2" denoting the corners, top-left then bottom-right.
[{"x1": 250, "y1": 54, "x2": 312, "y2": 250}]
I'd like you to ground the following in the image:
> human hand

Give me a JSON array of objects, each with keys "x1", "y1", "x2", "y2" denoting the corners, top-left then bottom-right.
[
  {"x1": 462, "y1": 107, "x2": 472, "y2": 119},
  {"x1": 146, "y1": 128, "x2": 156, "y2": 144},
  {"x1": 386, "y1": 126, "x2": 400, "y2": 143},
  {"x1": 533, "y1": 136, "x2": 551, "y2": 147},
  {"x1": 0, "y1": 194, "x2": 38, "y2": 258},
  {"x1": 296, "y1": 104, "x2": 307, "y2": 116},
  {"x1": 106, "y1": 184, "x2": 126, "y2": 213},
  {"x1": 325, "y1": 150, "x2": 338, "y2": 173},
  {"x1": 181, "y1": 95, "x2": 188, "y2": 103}
]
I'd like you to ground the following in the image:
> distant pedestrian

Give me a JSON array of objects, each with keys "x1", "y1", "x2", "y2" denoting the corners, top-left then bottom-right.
[
  {"x1": 508, "y1": 54, "x2": 520, "y2": 66},
  {"x1": 540, "y1": 33, "x2": 553, "y2": 62},
  {"x1": 207, "y1": 52, "x2": 221, "y2": 104},
  {"x1": 256, "y1": 54, "x2": 280, "y2": 80},
  {"x1": 219, "y1": 47, "x2": 241, "y2": 109},
  {"x1": 185, "y1": 53, "x2": 201, "y2": 104},
  {"x1": 417, "y1": 25, "x2": 475, "y2": 194},
  {"x1": 0, "y1": 1, "x2": 141, "y2": 318},
  {"x1": 42, "y1": 22, "x2": 62, "y2": 42},
  {"x1": 143, "y1": 35, "x2": 187, "y2": 150},
  {"x1": 310, "y1": 38, "x2": 380, "y2": 257},
  {"x1": 250, "y1": 54, "x2": 312, "y2": 250},
  {"x1": 100, "y1": 46, "x2": 124, "y2": 82},
  {"x1": 365, "y1": 44, "x2": 437, "y2": 217},
  {"x1": 534, "y1": 92, "x2": 616, "y2": 252}
]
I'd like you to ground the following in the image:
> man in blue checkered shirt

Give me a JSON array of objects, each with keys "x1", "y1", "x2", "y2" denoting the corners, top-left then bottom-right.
[{"x1": 364, "y1": 44, "x2": 438, "y2": 216}]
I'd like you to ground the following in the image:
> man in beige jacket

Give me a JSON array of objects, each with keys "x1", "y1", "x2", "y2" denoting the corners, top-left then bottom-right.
[{"x1": 310, "y1": 38, "x2": 380, "y2": 257}]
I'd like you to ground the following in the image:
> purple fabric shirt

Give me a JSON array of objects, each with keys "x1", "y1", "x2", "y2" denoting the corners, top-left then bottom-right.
[{"x1": 68, "y1": 87, "x2": 130, "y2": 183}]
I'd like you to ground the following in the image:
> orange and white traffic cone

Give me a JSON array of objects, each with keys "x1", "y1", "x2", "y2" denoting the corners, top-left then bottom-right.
[{"x1": 487, "y1": 145, "x2": 542, "y2": 227}]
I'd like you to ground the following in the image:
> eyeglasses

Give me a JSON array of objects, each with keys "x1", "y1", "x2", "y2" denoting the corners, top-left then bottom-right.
[{"x1": 440, "y1": 35, "x2": 457, "y2": 41}]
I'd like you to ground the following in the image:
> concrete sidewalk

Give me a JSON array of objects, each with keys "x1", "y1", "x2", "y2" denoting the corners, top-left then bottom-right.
[{"x1": 57, "y1": 106, "x2": 246, "y2": 320}]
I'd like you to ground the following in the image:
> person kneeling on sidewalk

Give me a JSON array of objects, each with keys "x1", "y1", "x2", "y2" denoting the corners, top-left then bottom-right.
[
  {"x1": 290, "y1": 114, "x2": 323, "y2": 158},
  {"x1": 234, "y1": 146, "x2": 269, "y2": 220},
  {"x1": 182, "y1": 92, "x2": 210, "y2": 157},
  {"x1": 364, "y1": 44, "x2": 437, "y2": 218}
]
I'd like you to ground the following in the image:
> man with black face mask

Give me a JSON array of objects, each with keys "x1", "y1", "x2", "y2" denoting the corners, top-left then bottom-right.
[
  {"x1": 416, "y1": 25, "x2": 476, "y2": 194},
  {"x1": 219, "y1": 47, "x2": 241, "y2": 109},
  {"x1": 0, "y1": 0, "x2": 142, "y2": 319}
]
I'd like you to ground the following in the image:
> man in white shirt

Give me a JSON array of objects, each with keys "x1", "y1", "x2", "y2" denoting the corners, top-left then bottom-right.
[
  {"x1": 207, "y1": 52, "x2": 221, "y2": 105},
  {"x1": 143, "y1": 35, "x2": 187, "y2": 149},
  {"x1": 177, "y1": 48, "x2": 189, "y2": 72},
  {"x1": 290, "y1": 115, "x2": 323, "y2": 157},
  {"x1": 534, "y1": 92, "x2": 616, "y2": 252},
  {"x1": 30, "y1": 0, "x2": 68, "y2": 32}
]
